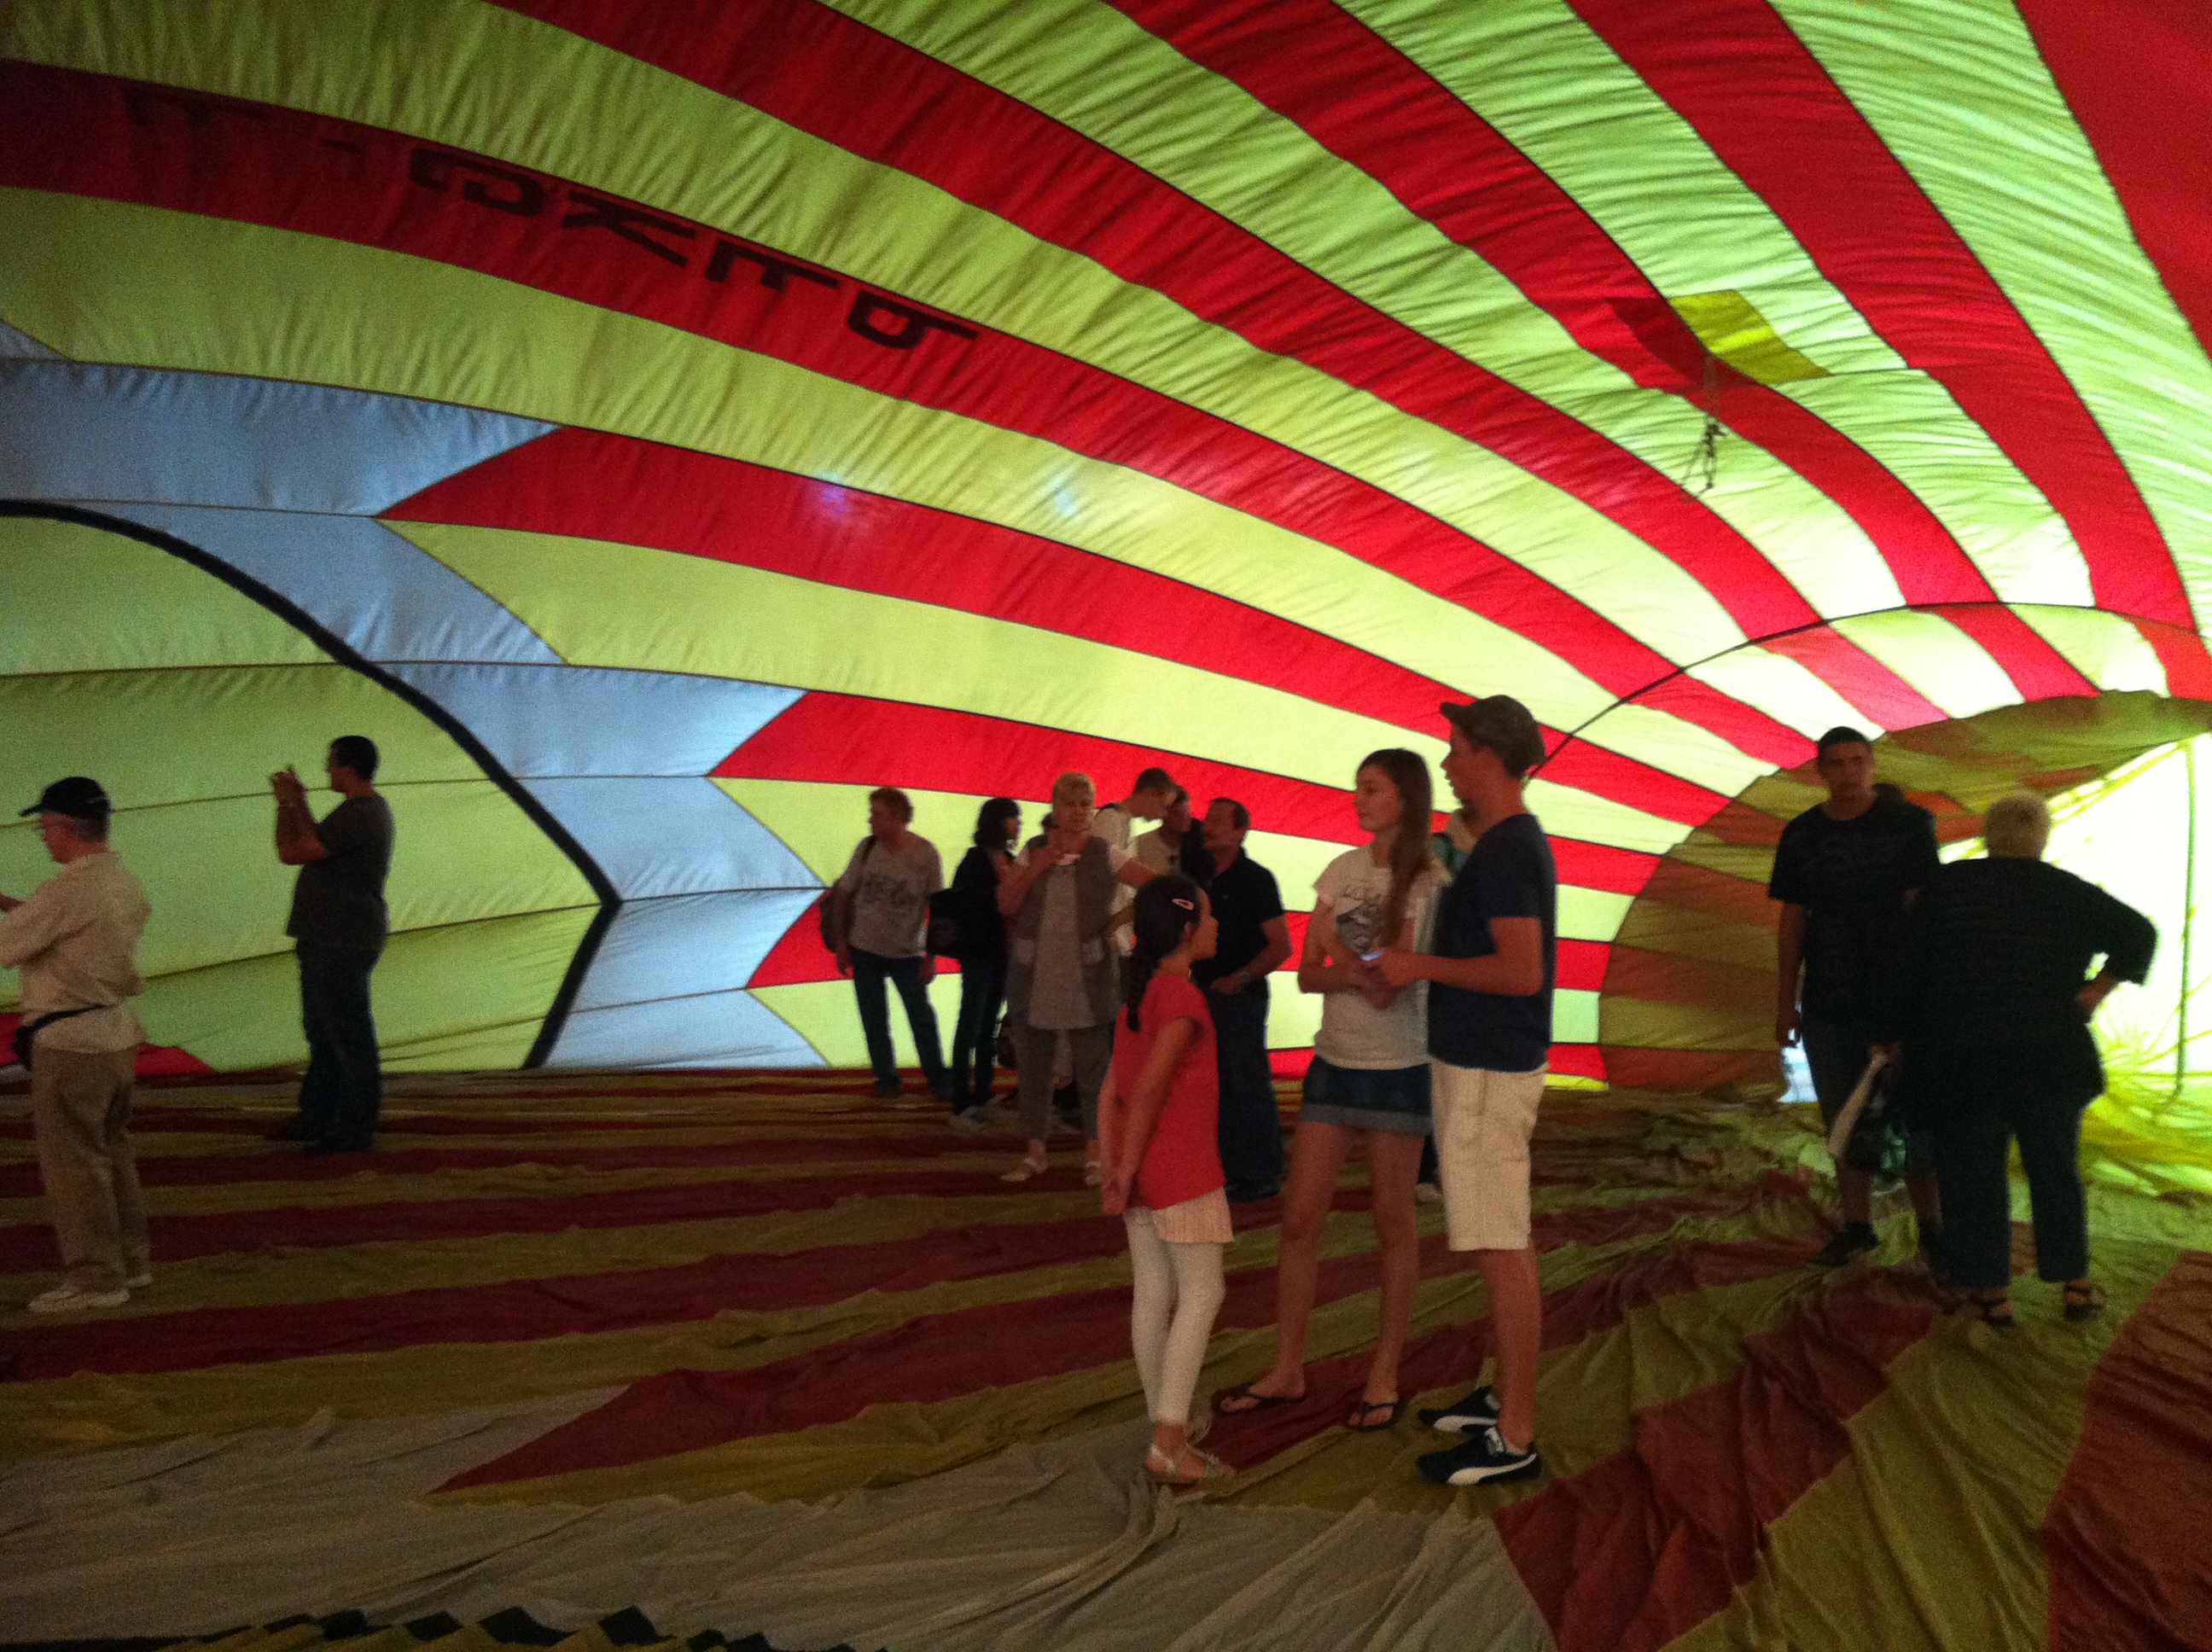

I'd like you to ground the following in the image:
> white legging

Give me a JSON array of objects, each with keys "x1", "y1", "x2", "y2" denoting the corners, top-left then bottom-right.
[{"x1": 1125, "y1": 1213, "x2": 1227, "y2": 1427}]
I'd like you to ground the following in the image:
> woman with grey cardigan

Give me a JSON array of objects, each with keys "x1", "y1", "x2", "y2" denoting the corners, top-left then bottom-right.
[{"x1": 997, "y1": 771, "x2": 1153, "y2": 1184}]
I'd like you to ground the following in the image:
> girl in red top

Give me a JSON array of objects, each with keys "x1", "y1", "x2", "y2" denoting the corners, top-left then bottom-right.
[{"x1": 1098, "y1": 875, "x2": 1232, "y2": 1487}]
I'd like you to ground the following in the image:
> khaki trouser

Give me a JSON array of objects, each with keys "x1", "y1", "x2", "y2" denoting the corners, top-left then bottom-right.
[{"x1": 31, "y1": 1044, "x2": 147, "y2": 1290}]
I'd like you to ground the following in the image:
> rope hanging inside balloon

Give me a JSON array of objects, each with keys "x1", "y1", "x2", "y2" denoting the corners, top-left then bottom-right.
[{"x1": 1679, "y1": 350, "x2": 1726, "y2": 498}]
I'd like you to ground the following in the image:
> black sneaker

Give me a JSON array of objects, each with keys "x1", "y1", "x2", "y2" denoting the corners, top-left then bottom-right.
[
  {"x1": 1417, "y1": 1384, "x2": 1502, "y2": 1435},
  {"x1": 1417, "y1": 1424, "x2": 1543, "y2": 1486},
  {"x1": 1812, "y1": 1223, "x2": 1877, "y2": 1267}
]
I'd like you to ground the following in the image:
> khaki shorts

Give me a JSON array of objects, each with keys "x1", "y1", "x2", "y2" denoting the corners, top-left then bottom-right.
[{"x1": 1431, "y1": 1060, "x2": 1545, "y2": 1252}]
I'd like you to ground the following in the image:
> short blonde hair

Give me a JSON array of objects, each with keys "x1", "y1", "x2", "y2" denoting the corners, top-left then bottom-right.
[
  {"x1": 1984, "y1": 792, "x2": 2051, "y2": 858},
  {"x1": 1051, "y1": 771, "x2": 1096, "y2": 807}
]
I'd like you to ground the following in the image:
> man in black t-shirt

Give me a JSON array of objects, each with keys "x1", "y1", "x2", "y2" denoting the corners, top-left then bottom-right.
[
  {"x1": 1377, "y1": 695, "x2": 1556, "y2": 1488},
  {"x1": 270, "y1": 735, "x2": 395, "y2": 1155},
  {"x1": 1769, "y1": 725, "x2": 1942, "y2": 1267},
  {"x1": 1196, "y1": 798, "x2": 1290, "y2": 1200}
]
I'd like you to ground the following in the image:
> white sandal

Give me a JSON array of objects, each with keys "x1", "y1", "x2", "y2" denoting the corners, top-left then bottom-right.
[
  {"x1": 1001, "y1": 1155, "x2": 1049, "y2": 1184},
  {"x1": 1083, "y1": 1160, "x2": 1104, "y2": 1187}
]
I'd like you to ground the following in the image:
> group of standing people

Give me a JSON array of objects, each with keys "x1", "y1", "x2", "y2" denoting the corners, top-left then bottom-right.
[
  {"x1": 2, "y1": 736, "x2": 393, "y2": 1312},
  {"x1": 829, "y1": 768, "x2": 1295, "y2": 1202},
  {"x1": 1771, "y1": 726, "x2": 2153, "y2": 1328},
  {"x1": 1092, "y1": 695, "x2": 1562, "y2": 1486}
]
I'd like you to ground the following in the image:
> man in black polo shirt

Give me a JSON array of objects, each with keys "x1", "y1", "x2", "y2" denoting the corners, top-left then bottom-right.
[
  {"x1": 1197, "y1": 797, "x2": 1291, "y2": 1201},
  {"x1": 1770, "y1": 725, "x2": 1943, "y2": 1267}
]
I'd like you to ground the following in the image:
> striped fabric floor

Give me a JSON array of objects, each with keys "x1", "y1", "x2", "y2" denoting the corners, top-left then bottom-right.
[{"x1": 3, "y1": 1073, "x2": 2209, "y2": 1651}]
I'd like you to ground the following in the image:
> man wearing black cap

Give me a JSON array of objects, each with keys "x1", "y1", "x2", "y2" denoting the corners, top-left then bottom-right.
[
  {"x1": 1377, "y1": 696, "x2": 1556, "y2": 1486},
  {"x1": 0, "y1": 778, "x2": 153, "y2": 1312},
  {"x1": 271, "y1": 736, "x2": 393, "y2": 1154}
]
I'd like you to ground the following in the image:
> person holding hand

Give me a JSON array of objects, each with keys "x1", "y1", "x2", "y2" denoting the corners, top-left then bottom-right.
[
  {"x1": 1375, "y1": 696, "x2": 1555, "y2": 1488},
  {"x1": 1218, "y1": 750, "x2": 1446, "y2": 1430},
  {"x1": 1097, "y1": 875, "x2": 1231, "y2": 1487}
]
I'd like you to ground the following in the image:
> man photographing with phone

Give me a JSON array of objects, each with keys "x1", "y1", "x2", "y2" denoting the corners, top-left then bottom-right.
[{"x1": 270, "y1": 735, "x2": 393, "y2": 1155}]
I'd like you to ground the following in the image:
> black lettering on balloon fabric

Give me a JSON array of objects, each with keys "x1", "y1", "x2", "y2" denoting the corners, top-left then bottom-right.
[
  {"x1": 706, "y1": 239, "x2": 840, "y2": 293},
  {"x1": 408, "y1": 148, "x2": 546, "y2": 217},
  {"x1": 561, "y1": 190, "x2": 697, "y2": 265},
  {"x1": 847, "y1": 291, "x2": 981, "y2": 350}
]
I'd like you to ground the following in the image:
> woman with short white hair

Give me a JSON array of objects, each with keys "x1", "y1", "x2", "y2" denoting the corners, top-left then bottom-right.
[
  {"x1": 1895, "y1": 792, "x2": 2156, "y2": 1326},
  {"x1": 996, "y1": 771, "x2": 1153, "y2": 1182}
]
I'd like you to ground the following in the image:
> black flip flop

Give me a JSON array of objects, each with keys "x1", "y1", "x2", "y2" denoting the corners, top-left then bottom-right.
[
  {"x1": 1346, "y1": 1397, "x2": 1404, "y2": 1433},
  {"x1": 1217, "y1": 1382, "x2": 1301, "y2": 1415}
]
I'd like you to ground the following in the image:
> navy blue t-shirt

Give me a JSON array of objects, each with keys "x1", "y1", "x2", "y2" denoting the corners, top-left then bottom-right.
[{"x1": 1427, "y1": 812, "x2": 1557, "y2": 1071}]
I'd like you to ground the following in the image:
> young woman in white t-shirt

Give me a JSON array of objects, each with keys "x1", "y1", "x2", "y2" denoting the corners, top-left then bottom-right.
[{"x1": 1217, "y1": 748, "x2": 1445, "y2": 1431}]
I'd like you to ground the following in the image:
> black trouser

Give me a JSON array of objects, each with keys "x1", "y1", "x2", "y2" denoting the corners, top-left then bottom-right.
[
  {"x1": 949, "y1": 953, "x2": 1006, "y2": 1105},
  {"x1": 1210, "y1": 986, "x2": 1282, "y2": 1192},
  {"x1": 297, "y1": 941, "x2": 382, "y2": 1144},
  {"x1": 851, "y1": 948, "x2": 948, "y2": 1093},
  {"x1": 1930, "y1": 1081, "x2": 2092, "y2": 1291}
]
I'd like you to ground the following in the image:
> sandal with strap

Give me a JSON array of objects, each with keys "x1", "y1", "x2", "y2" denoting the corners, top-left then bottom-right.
[
  {"x1": 2063, "y1": 1280, "x2": 2108, "y2": 1322},
  {"x1": 1083, "y1": 1160, "x2": 1103, "y2": 1187},
  {"x1": 1000, "y1": 1155, "x2": 1049, "y2": 1184},
  {"x1": 1965, "y1": 1289, "x2": 2016, "y2": 1329},
  {"x1": 1145, "y1": 1444, "x2": 1233, "y2": 1487},
  {"x1": 1216, "y1": 1381, "x2": 1301, "y2": 1415},
  {"x1": 1347, "y1": 1396, "x2": 1404, "y2": 1434}
]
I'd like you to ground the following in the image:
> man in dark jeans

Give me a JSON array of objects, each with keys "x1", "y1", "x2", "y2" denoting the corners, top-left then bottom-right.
[
  {"x1": 1770, "y1": 726, "x2": 1943, "y2": 1266},
  {"x1": 271, "y1": 736, "x2": 394, "y2": 1155},
  {"x1": 1196, "y1": 798, "x2": 1291, "y2": 1201}
]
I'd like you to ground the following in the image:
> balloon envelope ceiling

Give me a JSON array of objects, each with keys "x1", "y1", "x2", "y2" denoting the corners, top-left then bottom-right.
[{"x1": 3, "y1": 0, "x2": 2211, "y2": 1098}]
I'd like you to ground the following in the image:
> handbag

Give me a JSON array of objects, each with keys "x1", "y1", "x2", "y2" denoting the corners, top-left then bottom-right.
[
  {"x1": 817, "y1": 837, "x2": 874, "y2": 951},
  {"x1": 925, "y1": 887, "x2": 964, "y2": 959}
]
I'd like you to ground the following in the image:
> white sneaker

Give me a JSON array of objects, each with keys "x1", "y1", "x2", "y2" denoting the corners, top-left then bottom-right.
[
  {"x1": 29, "y1": 1283, "x2": 130, "y2": 1313},
  {"x1": 125, "y1": 1271, "x2": 153, "y2": 1289},
  {"x1": 1415, "y1": 1182, "x2": 1444, "y2": 1205}
]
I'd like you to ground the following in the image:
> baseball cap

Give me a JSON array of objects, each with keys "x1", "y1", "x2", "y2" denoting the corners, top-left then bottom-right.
[
  {"x1": 20, "y1": 777, "x2": 112, "y2": 821},
  {"x1": 1440, "y1": 696, "x2": 1545, "y2": 777}
]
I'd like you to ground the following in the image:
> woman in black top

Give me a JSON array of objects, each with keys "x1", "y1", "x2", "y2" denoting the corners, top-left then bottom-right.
[
  {"x1": 947, "y1": 798, "x2": 1020, "y2": 1126},
  {"x1": 1895, "y1": 794, "x2": 2155, "y2": 1325}
]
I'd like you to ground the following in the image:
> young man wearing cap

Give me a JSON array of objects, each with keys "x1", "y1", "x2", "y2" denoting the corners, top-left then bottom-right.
[
  {"x1": 271, "y1": 736, "x2": 394, "y2": 1155},
  {"x1": 0, "y1": 778, "x2": 154, "y2": 1312},
  {"x1": 1377, "y1": 696, "x2": 1556, "y2": 1485}
]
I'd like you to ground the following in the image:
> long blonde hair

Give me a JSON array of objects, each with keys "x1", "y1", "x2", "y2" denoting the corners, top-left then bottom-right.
[{"x1": 1361, "y1": 749, "x2": 1435, "y2": 950}]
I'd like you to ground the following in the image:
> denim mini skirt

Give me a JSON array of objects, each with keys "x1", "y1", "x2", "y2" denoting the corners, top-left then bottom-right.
[{"x1": 1299, "y1": 1055, "x2": 1432, "y2": 1137}]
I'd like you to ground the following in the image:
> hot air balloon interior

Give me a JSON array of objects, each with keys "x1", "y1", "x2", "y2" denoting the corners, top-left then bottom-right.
[{"x1": 2, "y1": 2, "x2": 2209, "y2": 1647}]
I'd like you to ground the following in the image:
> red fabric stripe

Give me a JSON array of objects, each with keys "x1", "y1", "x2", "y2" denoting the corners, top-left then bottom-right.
[
  {"x1": 0, "y1": 1166, "x2": 1062, "y2": 1272},
  {"x1": 1557, "y1": 939, "x2": 1611, "y2": 993},
  {"x1": 0, "y1": 1131, "x2": 999, "y2": 1207},
  {"x1": 1632, "y1": 677, "x2": 1816, "y2": 770},
  {"x1": 392, "y1": 428, "x2": 1468, "y2": 748},
  {"x1": 0, "y1": 61, "x2": 1783, "y2": 734},
  {"x1": 2043, "y1": 1251, "x2": 2212, "y2": 1649},
  {"x1": 395, "y1": 428, "x2": 1723, "y2": 826},
  {"x1": 1109, "y1": 0, "x2": 1991, "y2": 607},
  {"x1": 1496, "y1": 1268, "x2": 1940, "y2": 1651},
  {"x1": 1570, "y1": 0, "x2": 2191, "y2": 628},
  {"x1": 441, "y1": 1187, "x2": 1775, "y2": 1488},
  {"x1": 1549, "y1": 1041, "x2": 1609, "y2": 1082},
  {"x1": 2017, "y1": 1, "x2": 2212, "y2": 369},
  {"x1": 1925, "y1": 604, "x2": 2097, "y2": 702},
  {"x1": 1552, "y1": 840, "x2": 1664, "y2": 896},
  {"x1": 719, "y1": 693, "x2": 1690, "y2": 865},
  {"x1": 502, "y1": 0, "x2": 1821, "y2": 637},
  {"x1": 2133, "y1": 620, "x2": 2212, "y2": 701},
  {"x1": 1757, "y1": 627, "x2": 1953, "y2": 730}
]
